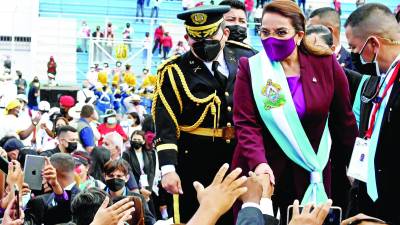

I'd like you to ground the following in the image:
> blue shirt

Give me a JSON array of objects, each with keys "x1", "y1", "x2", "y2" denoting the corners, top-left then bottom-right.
[{"x1": 79, "y1": 119, "x2": 95, "y2": 148}]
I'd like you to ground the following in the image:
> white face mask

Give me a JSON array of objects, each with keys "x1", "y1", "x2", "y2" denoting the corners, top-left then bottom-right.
[
  {"x1": 127, "y1": 119, "x2": 136, "y2": 126},
  {"x1": 107, "y1": 117, "x2": 117, "y2": 125}
]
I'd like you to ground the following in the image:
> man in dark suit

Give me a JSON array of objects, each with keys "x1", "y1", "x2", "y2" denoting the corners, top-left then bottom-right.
[
  {"x1": 153, "y1": 5, "x2": 247, "y2": 224},
  {"x1": 308, "y1": 7, "x2": 355, "y2": 70},
  {"x1": 24, "y1": 153, "x2": 80, "y2": 225},
  {"x1": 219, "y1": 0, "x2": 258, "y2": 58},
  {"x1": 345, "y1": 3, "x2": 400, "y2": 224}
]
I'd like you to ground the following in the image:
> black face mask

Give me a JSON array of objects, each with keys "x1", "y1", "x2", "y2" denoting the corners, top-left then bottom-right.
[
  {"x1": 192, "y1": 38, "x2": 222, "y2": 62},
  {"x1": 351, "y1": 52, "x2": 379, "y2": 76},
  {"x1": 226, "y1": 25, "x2": 247, "y2": 42},
  {"x1": 106, "y1": 178, "x2": 126, "y2": 192},
  {"x1": 60, "y1": 107, "x2": 67, "y2": 115},
  {"x1": 130, "y1": 141, "x2": 142, "y2": 150},
  {"x1": 350, "y1": 39, "x2": 380, "y2": 76},
  {"x1": 65, "y1": 141, "x2": 78, "y2": 153}
]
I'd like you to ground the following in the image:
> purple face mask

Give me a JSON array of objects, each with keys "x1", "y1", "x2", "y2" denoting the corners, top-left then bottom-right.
[{"x1": 261, "y1": 36, "x2": 296, "y2": 61}]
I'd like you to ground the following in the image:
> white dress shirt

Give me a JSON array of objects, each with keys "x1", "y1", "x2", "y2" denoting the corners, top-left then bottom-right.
[{"x1": 203, "y1": 52, "x2": 229, "y2": 78}]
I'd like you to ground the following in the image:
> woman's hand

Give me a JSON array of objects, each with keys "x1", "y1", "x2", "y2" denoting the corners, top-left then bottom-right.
[{"x1": 254, "y1": 163, "x2": 275, "y2": 185}]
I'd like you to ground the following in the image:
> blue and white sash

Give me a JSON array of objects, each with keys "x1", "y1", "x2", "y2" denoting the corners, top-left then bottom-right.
[{"x1": 249, "y1": 51, "x2": 331, "y2": 204}]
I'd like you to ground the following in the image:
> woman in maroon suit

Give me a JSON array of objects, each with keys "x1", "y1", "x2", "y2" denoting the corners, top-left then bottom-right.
[{"x1": 231, "y1": 0, "x2": 358, "y2": 222}]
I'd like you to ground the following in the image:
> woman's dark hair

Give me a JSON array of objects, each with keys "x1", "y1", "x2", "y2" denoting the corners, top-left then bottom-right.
[
  {"x1": 104, "y1": 159, "x2": 130, "y2": 176},
  {"x1": 130, "y1": 130, "x2": 145, "y2": 141},
  {"x1": 89, "y1": 146, "x2": 111, "y2": 182},
  {"x1": 53, "y1": 116, "x2": 69, "y2": 133},
  {"x1": 262, "y1": 0, "x2": 332, "y2": 56},
  {"x1": 142, "y1": 114, "x2": 155, "y2": 133},
  {"x1": 129, "y1": 112, "x2": 141, "y2": 126},
  {"x1": 306, "y1": 24, "x2": 334, "y2": 47}
]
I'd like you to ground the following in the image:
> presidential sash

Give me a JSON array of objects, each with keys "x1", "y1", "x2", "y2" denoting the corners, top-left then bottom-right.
[{"x1": 249, "y1": 51, "x2": 331, "y2": 204}]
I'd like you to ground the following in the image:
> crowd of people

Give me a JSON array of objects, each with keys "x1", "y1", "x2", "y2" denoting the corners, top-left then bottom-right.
[{"x1": 1, "y1": 0, "x2": 400, "y2": 225}]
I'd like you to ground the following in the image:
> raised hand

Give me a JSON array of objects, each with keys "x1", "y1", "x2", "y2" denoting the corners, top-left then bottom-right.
[{"x1": 90, "y1": 196, "x2": 135, "y2": 225}]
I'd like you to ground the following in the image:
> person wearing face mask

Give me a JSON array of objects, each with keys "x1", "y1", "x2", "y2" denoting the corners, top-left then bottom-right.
[
  {"x1": 127, "y1": 94, "x2": 146, "y2": 121},
  {"x1": 153, "y1": 5, "x2": 243, "y2": 224},
  {"x1": 122, "y1": 131, "x2": 157, "y2": 214},
  {"x1": 122, "y1": 112, "x2": 142, "y2": 140},
  {"x1": 97, "y1": 109, "x2": 128, "y2": 146},
  {"x1": 40, "y1": 125, "x2": 79, "y2": 157},
  {"x1": 72, "y1": 150, "x2": 106, "y2": 190},
  {"x1": 231, "y1": 1, "x2": 358, "y2": 223},
  {"x1": 14, "y1": 70, "x2": 27, "y2": 95},
  {"x1": 219, "y1": 0, "x2": 258, "y2": 58},
  {"x1": 27, "y1": 77, "x2": 40, "y2": 111},
  {"x1": 59, "y1": 95, "x2": 76, "y2": 121},
  {"x1": 103, "y1": 159, "x2": 156, "y2": 225},
  {"x1": 344, "y1": 4, "x2": 400, "y2": 224}
]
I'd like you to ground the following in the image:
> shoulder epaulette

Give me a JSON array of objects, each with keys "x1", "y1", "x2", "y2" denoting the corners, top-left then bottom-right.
[
  {"x1": 157, "y1": 55, "x2": 180, "y2": 71},
  {"x1": 226, "y1": 40, "x2": 253, "y2": 50}
]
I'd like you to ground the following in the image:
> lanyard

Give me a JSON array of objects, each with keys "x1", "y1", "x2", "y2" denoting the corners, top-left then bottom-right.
[{"x1": 365, "y1": 63, "x2": 400, "y2": 139}]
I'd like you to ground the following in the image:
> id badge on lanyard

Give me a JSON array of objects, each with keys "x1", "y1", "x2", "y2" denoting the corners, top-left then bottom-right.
[{"x1": 347, "y1": 137, "x2": 369, "y2": 182}]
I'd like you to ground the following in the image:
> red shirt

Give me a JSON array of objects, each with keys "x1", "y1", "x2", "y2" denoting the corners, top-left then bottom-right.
[
  {"x1": 154, "y1": 27, "x2": 164, "y2": 40},
  {"x1": 161, "y1": 36, "x2": 173, "y2": 48},
  {"x1": 97, "y1": 123, "x2": 128, "y2": 146}
]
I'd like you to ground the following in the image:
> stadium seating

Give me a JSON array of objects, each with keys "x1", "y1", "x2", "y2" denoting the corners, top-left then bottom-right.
[{"x1": 39, "y1": 0, "x2": 400, "y2": 84}]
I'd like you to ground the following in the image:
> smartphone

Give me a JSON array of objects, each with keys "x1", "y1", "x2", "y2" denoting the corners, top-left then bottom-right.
[
  {"x1": 14, "y1": 184, "x2": 20, "y2": 219},
  {"x1": 0, "y1": 156, "x2": 8, "y2": 174},
  {"x1": 287, "y1": 205, "x2": 342, "y2": 225},
  {"x1": 23, "y1": 155, "x2": 45, "y2": 191}
]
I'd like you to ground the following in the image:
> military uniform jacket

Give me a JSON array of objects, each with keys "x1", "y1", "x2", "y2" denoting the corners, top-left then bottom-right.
[
  {"x1": 153, "y1": 45, "x2": 248, "y2": 167},
  {"x1": 225, "y1": 40, "x2": 258, "y2": 59}
]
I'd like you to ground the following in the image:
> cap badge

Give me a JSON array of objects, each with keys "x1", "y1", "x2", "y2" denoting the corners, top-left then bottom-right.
[{"x1": 191, "y1": 13, "x2": 207, "y2": 25}]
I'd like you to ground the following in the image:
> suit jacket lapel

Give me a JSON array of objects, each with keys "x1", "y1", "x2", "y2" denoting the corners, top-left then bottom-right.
[
  {"x1": 130, "y1": 151, "x2": 142, "y2": 176},
  {"x1": 223, "y1": 47, "x2": 238, "y2": 91},
  {"x1": 142, "y1": 151, "x2": 150, "y2": 175}
]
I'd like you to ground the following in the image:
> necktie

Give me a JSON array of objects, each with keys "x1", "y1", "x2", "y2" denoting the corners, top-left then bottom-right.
[{"x1": 212, "y1": 61, "x2": 227, "y2": 88}]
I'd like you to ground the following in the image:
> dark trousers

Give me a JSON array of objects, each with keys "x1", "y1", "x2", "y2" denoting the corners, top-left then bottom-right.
[
  {"x1": 152, "y1": 38, "x2": 162, "y2": 55},
  {"x1": 136, "y1": 3, "x2": 144, "y2": 21},
  {"x1": 163, "y1": 46, "x2": 170, "y2": 59},
  {"x1": 175, "y1": 133, "x2": 235, "y2": 224}
]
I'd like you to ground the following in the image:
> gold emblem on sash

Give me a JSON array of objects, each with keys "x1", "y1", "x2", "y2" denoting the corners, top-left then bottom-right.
[{"x1": 261, "y1": 79, "x2": 286, "y2": 110}]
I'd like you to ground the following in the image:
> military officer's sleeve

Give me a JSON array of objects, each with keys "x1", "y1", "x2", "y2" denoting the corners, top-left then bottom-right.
[{"x1": 153, "y1": 65, "x2": 182, "y2": 167}]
